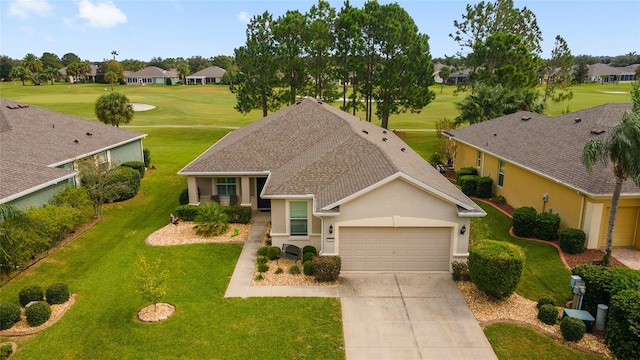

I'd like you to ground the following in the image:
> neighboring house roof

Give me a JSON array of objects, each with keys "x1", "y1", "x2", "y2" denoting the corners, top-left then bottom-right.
[
  {"x1": 179, "y1": 98, "x2": 483, "y2": 215},
  {"x1": 127, "y1": 66, "x2": 179, "y2": 78},
  {"x1": 59, "y1": 64, "x2": 99, "y2": 77},
  {"x1": 448, "y1": 103, "x2": 640, "y2": 197},
  {"x1": 588, "y1": 63, "x2": 638, "y2": 77},
  {"x1": 0, "y1": 98, "x2": 146, "y2": 203},
  {"x1": 187, "y1": 66, "x2": 226, "y2": 78}
]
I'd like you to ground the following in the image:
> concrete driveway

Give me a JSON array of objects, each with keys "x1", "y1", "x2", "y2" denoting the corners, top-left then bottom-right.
[{"x1": 340, "y1": 273, "x2": 497, "y2": 360}]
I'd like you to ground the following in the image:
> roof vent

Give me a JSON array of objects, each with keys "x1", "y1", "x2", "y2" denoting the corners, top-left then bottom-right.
[
  {"x1": 18, "y1": 104, "x2": 28, "y2": 108},
  {"x1": 361, "y1": 130, "x2": 368, "y2": 134},
  {"x1": 574, "y1": 118, "x2": 582, "y2": 123},
  {"x1": 382, "y1": 130, "x2": 387, "y2": 134},
  {"x1": 382, "y1": 137, "x2": 387, "y2": 142},
  {"x1": 86, "y1": 132, "x2": 93, "y2": 136},
  {"x1": 296, "y1": 100, "x2": 302, "y2": 105},
  {"x1": 74, "y1": 139, "x2": 79, "y2": 143},
  {"x1": 400, "y1": 148, "x2": 406, "y2": 152},
  {"x1": 521, "y1": 116, "x2": 531, "y2": 121},
  {"x1": 590, "y1": 129, "x2": 606, "y2": 135},
  {"x1": 317, "y1": 100, "x2": 323, "y2": 104},
  {"x1": 6, "y1": 105, "x2": 19, "y2": 110}
]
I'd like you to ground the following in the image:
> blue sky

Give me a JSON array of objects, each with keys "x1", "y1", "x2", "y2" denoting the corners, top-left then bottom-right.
[{"x1": 1, "y1": 0, "x2": 639, "y2": 63}]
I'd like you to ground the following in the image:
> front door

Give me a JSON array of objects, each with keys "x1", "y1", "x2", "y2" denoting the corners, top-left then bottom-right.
[{"x1": 256, "y1": 177, "x2": 271, "y2": 210}]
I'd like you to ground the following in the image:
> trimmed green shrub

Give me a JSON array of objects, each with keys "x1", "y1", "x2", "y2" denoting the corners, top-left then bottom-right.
[
  {"x1": 50, "y1": 186, "x2": 93, "y2": 223},
  {"x1": 458, "y1": 175, "x2": 479, "y2": 196},
  {"x1": 109, "y1": 166, "x2": 141, "y2": 202},
  {"x1": 312, "y1": 256, "x2": 341, "y2": 282},
  {"x1": 26, "y1": 204, "x2": 82, "y2": 243},
  {"x1": 194, "y1": 202, "x2": 229, "y2": 237},
  {"x1": 266, "y1": 246, "x2": 281, "y2": 260},
  {"x1": 175, "y1": 205, "x2": 199, "y2": 221},
  {"x1": 143, "y1": 148, "x2": 151, "y2": 168},
  {"x1": 303, "y1": 260, "x2": 313, "y2": 276},
  {"x1": 536, "y1": 212, "x2": 560, "y2": 240},
  {"x1": 256, "y1": 246, "x2": 269, "y2": 257},
  {"x1": 451, "y1": 261, "x2": 470, "y2": 281},
  {"x1": 0, "y1": 343, "x2": 13, "y2": 359},
  {"x1": 224, "y1": 206, "x2": 252, "y2": 224},
  {"x1": 256, "y1": 256, "x2": 268, "y2": 264},
  {"x1": 121, "y1": 161, "x2": 145, "y2": 178},
  {"x1": 179, "y1": 189, "x2": 190, "y2": 205},
  {"x1": 537, "y1": 296, "x2": 556, "y2": 309},
  {"x1": 254, "y1": 273, "x2": 264, "y2": 281},
  {"x1": 606, "y1": 289, "x2": 640, "y2": 360},
  {"x1": 289, "y1": 264, "x2": 301, "y2": 275},
  {"x1": 275, "y1": 267, "x2": 284, "y2": 274},
  {"x1": 560, "y1": 316, "x2": 586, "y2": 341},
  {"x1": 0, "y1": 303, "x2": 21, "y2": 330},
  {"x1": 25, "y1": 301, "x2": 51, "y2": 327},
  {"x1": 571, "y1": 264, "x2": 612, "y2": 316},
  {"x1": 19, "y1": 284, "x2": 44, "y2": 307},
  {"x1": 512, "y1": 207, "x2": 537, "y2": 237},
  {"x1": 257, "y1": 263, "x2": 269, "y2": 273},
  {"x1": 559, "y1": 228, "x2": 586, "y2": 254},
  {"x1": 46, "y1": 283, "x2": 69, "y2": 305},
  {"x1": 456, "y1": 166, "x2": 477, "y2": 180},
  {"x1": 476, "y1": 176, "x2": 493, "y2": 198},
  {"x1": 468, "y1": 240, "x2": 525, "y2": 300},
  {"x1": 609, "y1": 267, "x2": 640, "y2": 297},
  {"x1": 537, "y1": 304, "x2": 558, "y2": 325},
  {"x1": 491, "y1": 195, "x2": 506, "y2": 204},
  {"x1": 302, "y1": 246, "x2": 317, "y2": 255},
  {"x1": 303, "y1": 252, "x2": 316, "y2": 263}
]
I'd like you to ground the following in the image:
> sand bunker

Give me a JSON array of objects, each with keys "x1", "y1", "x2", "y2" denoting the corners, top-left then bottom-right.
[{"x1": 131, "y1": 103, "x2": 156, "y2": 111}]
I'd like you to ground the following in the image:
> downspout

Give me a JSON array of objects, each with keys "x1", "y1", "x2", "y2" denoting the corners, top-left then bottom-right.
[{"x1": 578, "y1": 192, "x2": 585, "y2": 230}]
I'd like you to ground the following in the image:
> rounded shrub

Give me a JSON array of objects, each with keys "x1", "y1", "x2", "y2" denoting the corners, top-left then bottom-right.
[
  {"x1": 312, "y1": 256, "x2": 341, "y2": 282},
  {"x1": 303, "y1": 260, "x2": 313, "y2": 276},
  {"x1": 303, "y1": 252, "x2": 316, "y2": 263},
  {"x1": 456, "y1": 166, "x2": 477, "y2": 180},
  {"x1": 302, "y1": 246, "x2": 317, "y2": 255},
  {"x1": 120, "y1": 161, "x2": 145, "y2": 178},
  {"x1": 451, "y1": 261, "x2": 470, "y2": 281},
  {"x1": 179, "y1": 188, "x2": 190, "y2": 205},
  {"x1": 25, "y1": 301, "x2": 51, "y2": 327},
  {"x1": 0, "y1": 303, "x2": 22, "y2": 330},
  {"x1": 46, "y1": 283, "x2": 69, "y2": 305},
  {"x1": 606, "y1": 289, "x2": 640, "y2": 360},
  {"x1": 512, "y1": 207, "x2": 537, "y2": 237},
  {"x1": 289, "y1": 264, "x2": 301, "y2": 275},
  {"x1": 257, "y1": 263, "x2": 269, "y2": 273},
  {"x1": 537, "y1": 296, "x2": 556, "y2": 309},
  {"x1": 256, "y1": 246, "x2": 269, "y2": 257},
  {"x1": 175, "y1": 205, "x2": 199, "y2": 221},
  {"x1": 0, "y1": 343, "x2": 13, "y2": 359},
  {"x1": 475, "y1": 176, "x2": 493, "y2": 198},
  {"x1": 110, "y1": 166, "x2": 141, "y2": 202},
  {"x1": 468, "y1": 240, "x2": 525, "y2": 300},
  {"x1": 536, "y1": 212, "x2": 561, "y2": 240},
  {"x1": 560, "y1": 316, "x2": 586, "y2": 341},
  {"x1": 256, "y1": 256, "x2": 268, "y2": 264},
  {"x1": 458, "y1": 175, "x2": 478, "y2": 196},
  {"x1": 143, "y1": 148, "x2": 151, "y2": 168},
  {"x1": 266, "y1": 246, "x2": 281, "y2": 260},
  {"x1": 19, "y1": 284, "x2": 44, "y2": 307},
  {"x1": 559, "y1": 228, "x2": 586, "y2": 254},
  {"x1": 275, "y1": 267, "x2": 284, "y2": 274},
  {"x1": 537, "y1": 304, "x2": 558, "y2": 325}
]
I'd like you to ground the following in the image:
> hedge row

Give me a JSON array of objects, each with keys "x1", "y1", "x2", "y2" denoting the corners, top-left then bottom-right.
[
  {"x1": 175, "y1": 204, "x2": 252, "y2": 224},
  {"x1": 457, "y1": 175, "x2": 493, "y2": 198},
  {"x1": 512, "y1": 207, "x2": 564, "y2": 242}
]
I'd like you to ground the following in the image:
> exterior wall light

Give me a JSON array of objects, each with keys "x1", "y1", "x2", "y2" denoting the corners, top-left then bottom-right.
[
  {"x1": 329, "y1": 225, "x2": 333, "y2": 234},
  {"x1": 460, "y1": 225, "x2": 466, "y2": 235}
]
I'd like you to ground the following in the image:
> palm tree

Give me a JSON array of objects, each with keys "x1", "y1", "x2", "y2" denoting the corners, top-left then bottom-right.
[
  {"x1": 176, "y1": 61, "x2": 190, "y2": 85},
  {"x1": 22, "y1": 53, "x2": 43, "y2": 73},
  {"x1": 582, "y1": 105, "x2": 640, "y2": 265},
  {"x1": 438, "y1": 66, "x2": 451, "y2": 94},
  {"x1": 8, "y1": 66, "x2": 31, "y2": 85},
  {"x1": 42, "y1": 67, "x2": 60, "y2": 85},
  {"x1": 94, "y1": 92, "x2": 134, "y2": 127}
]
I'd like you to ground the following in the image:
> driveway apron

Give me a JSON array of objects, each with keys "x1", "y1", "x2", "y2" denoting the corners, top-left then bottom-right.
[{"x1": 339, "y1": 273, "x2": 497, "y2": 360}]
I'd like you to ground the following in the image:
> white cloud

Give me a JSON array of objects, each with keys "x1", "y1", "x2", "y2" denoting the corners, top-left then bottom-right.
[
  {"x1": 8, "y1": 0, "x2": 53, "y2": 19},
  {"x1": 237, "y1": 11, "x2": 250, "y2": 24},
  {"x1": 77, "y1": 0, "x2": 127, "y2": 28}
]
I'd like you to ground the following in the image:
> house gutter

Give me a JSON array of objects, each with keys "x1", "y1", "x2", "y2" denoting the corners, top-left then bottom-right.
[{"x1": 0, "y1": 171, "x2": 78, "y2": 204}]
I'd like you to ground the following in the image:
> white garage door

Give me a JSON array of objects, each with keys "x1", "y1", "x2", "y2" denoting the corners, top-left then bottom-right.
[{"x1": 339, "y1": 227, "x2": 452, "y2": 271}]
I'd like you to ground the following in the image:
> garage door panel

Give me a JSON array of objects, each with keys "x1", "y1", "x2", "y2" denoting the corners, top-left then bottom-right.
[
  {"x1": 600, "y1": 207, "x2": 638, "y2": 247},
  {"x1": 340, "y1": 227, "x2": 451, "y2": 272}
]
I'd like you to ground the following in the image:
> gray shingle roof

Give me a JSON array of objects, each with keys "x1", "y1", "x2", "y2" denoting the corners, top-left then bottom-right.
[
  {"x1": 128, "y1": 66, "x2": 179, "y2": 78},
  {"x1": 187, "y1": 66, "x2": 226, "y2": 78},
  {"x1": 448, "y1": 103, "x2": 640, "y2": 196},
  {"x1": 179, "y1": 98, "x2": 482, "y2": 214},
  {"x1": 0, "y1": 98, "x2": 146, "y2": 202}
]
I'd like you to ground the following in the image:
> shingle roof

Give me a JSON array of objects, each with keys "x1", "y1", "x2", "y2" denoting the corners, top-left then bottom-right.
[
  {"x1": 448, "y1": 103, "x2": 640, "y2": 196},
  {"x1": 179, "y1": 98, "x2": 482, "y2": 214},
  {"x1": 187, "y1": 66, "x2": 226, "y2": 78},
  {"x1": 128, "y1": 66, "x2": 179, "y2": 78},
  {"x1": 0, "y1": 98, "x2": 146, "y2": 202}
]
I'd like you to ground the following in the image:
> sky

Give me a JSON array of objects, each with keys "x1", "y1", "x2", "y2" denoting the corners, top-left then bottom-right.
[{"x1": 1, "y1": 0, "x2": 639, "y2": 63}]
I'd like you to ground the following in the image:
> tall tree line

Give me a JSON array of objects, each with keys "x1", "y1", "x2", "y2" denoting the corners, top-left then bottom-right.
[{"x1": 234, "y1": 0, "x2": 435, "y2": 129}]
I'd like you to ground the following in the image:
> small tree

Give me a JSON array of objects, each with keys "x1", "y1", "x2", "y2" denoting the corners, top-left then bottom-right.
[
  {"x1": 78, "y1": 160, "x2": 127, "y2": 218},
  {"x1": 135, "y1": 255, "x2": 168, "y2": 312},
  {"x1": 439, "y1": 65, "x2": 451, "y2": 93},
  {"x1": 95, "y1": 92, "x2": 134, "y2": 127},
  {"x1": 104, "y1": 71, "x2": 118, "y2": 91}
]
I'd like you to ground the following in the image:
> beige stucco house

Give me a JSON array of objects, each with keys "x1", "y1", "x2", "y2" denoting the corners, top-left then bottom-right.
[
  {"x1": 178, "y1": 98, "x2": 485, "y2": 272},
  {"x1": 447, "y1": 103, "x2": 640, "y2": 250}
]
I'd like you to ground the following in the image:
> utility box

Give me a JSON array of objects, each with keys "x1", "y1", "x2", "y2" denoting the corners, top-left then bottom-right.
[
  {"x1": 570, "y1": 275, "x2": 582, "y2": 288},
  {"x1": 563, "y1": 308, "x2": 595, "y2": 333}
]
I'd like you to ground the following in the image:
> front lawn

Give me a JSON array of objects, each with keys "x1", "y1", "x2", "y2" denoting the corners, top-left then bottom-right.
[
  {"x1": 0, "y1": 127, "x2": 344, "y2": 359},
  {"x1": 471, "y1": 201, "x2": 573, "y2": 303}
]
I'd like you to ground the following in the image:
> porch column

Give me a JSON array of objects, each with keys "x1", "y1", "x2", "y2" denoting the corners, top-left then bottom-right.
[
  {"x1": 240, "y1": 176, "x2": 251, "y2": 207},
  {"x1": 188, "y1": 176, "x2": 199, "y2": 205}
]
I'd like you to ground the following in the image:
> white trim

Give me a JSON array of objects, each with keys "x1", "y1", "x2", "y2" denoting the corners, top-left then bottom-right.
[
  {"x1": 48, "y1": 135, "x2": 146, "y2": 168},
  {"x1": 0, "y1": 172, "x2": 77, "y2": 204},
  {"x1": 179, "y1": 171, "x2": 270, "y2": 176}
]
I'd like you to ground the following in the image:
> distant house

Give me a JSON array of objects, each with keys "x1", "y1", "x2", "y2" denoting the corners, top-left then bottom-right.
[
  {"x1": 0, "y1": 99, "x2": 146, "y2": 209},
  {"x1": 125, "y1": 66, "x2": 180, "y2": 85},
  {"x1": 447, "y1": 103, "x2": 640, "y2": 250},
  {"x1": 186, "y1": 66, "x2": 226, "y2": 84},
  {"x1": 59, "y1": 64, "x2": 99, "y2": 83},
  {"x1": 179, "y1": 98, "x2": 485, "y2": 272},
  {"x1": 586, "y1": 63, "x2": 638, "y2": 83},
  {"x1": 433, "y1": 63, "x2": 470, "y2": 85}
]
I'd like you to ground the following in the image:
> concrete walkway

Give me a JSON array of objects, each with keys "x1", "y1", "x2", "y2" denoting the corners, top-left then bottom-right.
[
  {"x1": 612, "y1": 247, "x2": 640, "y2": 269},
  {"x1": 225, "y1": 212, "x2": 496, "y2": 359}
]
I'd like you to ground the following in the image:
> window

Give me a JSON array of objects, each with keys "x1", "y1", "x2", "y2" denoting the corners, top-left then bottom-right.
[
  {"x1": 476, "y1": 151, "x2": 482, "y2": 168},
  {"x1": 216, "y1": 178, "x2": 236, "y2": 197},
  {"x1": 498, "y1": 160, "x2": 505, "y2": 187},
  {"x1": 290, "y1": 201, "x2": 308, "y2": 236}
]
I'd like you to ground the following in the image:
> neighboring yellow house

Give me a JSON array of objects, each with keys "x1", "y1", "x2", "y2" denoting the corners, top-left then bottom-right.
[{"x1": 447, "y1": 103, "x2": 640, "y2": 250}]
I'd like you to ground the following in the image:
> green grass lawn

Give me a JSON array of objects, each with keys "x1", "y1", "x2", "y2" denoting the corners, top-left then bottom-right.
[
  {"x1": 484, "y1": 323, "x2": 606, "y2": 360},
  {"x1": 0, "y1": 127, "x2": 344, "y2": 359},
  {"x1": 470, "y1": 202, "x2": 573, "y2": 303}
]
